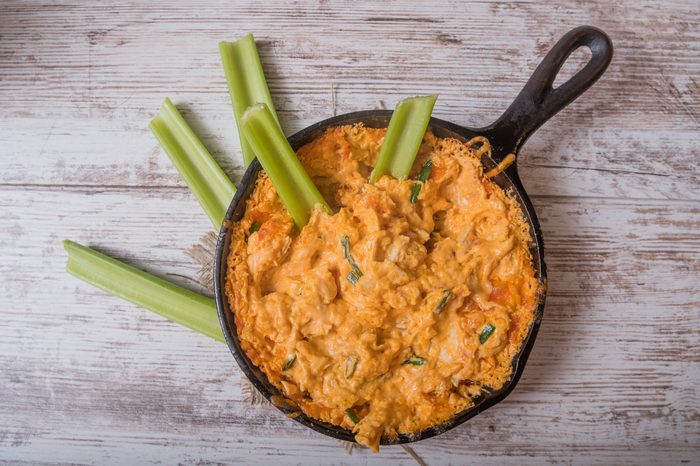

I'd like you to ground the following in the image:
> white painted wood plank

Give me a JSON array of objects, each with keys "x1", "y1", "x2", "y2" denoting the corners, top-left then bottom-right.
[{"x1": 1, "y1": 0, "x2": 698, "y2": 464}]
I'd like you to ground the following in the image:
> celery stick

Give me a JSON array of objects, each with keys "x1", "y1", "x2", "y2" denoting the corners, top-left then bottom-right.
[
  {"x1": 150, "y1": 98, "x2": 236, "y2": 228},
  {"x1": 369, "y1": 95, "x2": 437, "y2": 183},
  {"x1": 240, "y1": 103, "x2": 330, "y2": 228},
  {"x1": 220, "y1": 34, "x2": 280, "y2": 167},
  {"x1": 64, "y1": 240, "x2": 224, "y2": 343}
]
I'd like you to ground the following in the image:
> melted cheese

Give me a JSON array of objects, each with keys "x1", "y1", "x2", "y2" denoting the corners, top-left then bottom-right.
[{"x1": 226, "y1": 125, "x2": 540, "y2": 451}]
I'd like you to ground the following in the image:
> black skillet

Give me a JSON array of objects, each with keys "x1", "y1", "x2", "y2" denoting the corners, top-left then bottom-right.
[{"x1": 214, "y1": 26, "x2": 613, "y2": 446}]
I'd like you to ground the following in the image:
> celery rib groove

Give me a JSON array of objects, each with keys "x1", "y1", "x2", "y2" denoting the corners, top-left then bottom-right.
[
  {"x1": 220, "y1": 34, "x2": 280, "y2": 167},
  {"x1": 241, "y1": 103, "x2": 330, "y2": 228},
  {"x1": 370, "y1": 95, "x2": 437, "y2": 183},
  {"x1": 64, "y1": 240, "x2": 224, "y2": 343},
  {"x1": 150, "y1": 98, "x2": 236, "y2": 228}
]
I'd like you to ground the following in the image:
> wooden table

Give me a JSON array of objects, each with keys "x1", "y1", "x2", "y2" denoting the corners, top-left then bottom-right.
[{"x1": 1, "y1": 1, "x2": 698, "y2": 464}]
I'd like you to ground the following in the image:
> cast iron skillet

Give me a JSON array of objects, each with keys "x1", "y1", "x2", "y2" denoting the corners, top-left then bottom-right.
[{"x1": 214, "y1": 26, "x2": 613, "y2": 446}]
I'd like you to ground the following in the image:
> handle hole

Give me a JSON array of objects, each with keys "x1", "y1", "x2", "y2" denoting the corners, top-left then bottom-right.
[{"x1": 553, "y1": 46, "x2": 592, "y2": 89}]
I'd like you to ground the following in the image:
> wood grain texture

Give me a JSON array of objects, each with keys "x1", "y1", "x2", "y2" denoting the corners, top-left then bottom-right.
[{"x1": 0, "y1": 0, "x2": 698, "y2": 464}]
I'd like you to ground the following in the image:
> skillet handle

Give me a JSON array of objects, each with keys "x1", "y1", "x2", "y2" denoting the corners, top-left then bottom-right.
[{"x1": 483, "y1": 26, "x2": 613, "y2": 161}]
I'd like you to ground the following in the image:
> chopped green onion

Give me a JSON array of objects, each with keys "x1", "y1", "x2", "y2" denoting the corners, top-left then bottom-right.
[
  {"x1": 479, "y1": 323, "x2": 496, "y2": 344},
  {"x1": 434, "y1": 290, "x2": 451, "y2": 315},
  {"x1": 240, "y1": 103, "x2": 331, "y2": 228},
  {"x1": 369, "y1": 95, "x2": 437, "y2": 183},
  {"x1": 347, "y1": 270, "x2": 362, "y2": 285},
  {"x1": 149, "y1": 98, "x2": 236, "y2": 228},
  {"x1": 341, "y1": 235, "x2": 354, "y2": 263},
  {"x1": 403, "y1": 354, "x2": 427, "y2": 366},
  {"x1": 418, "y1": 159, "x2": 433, "y2": 182},
  {"x1": 410, "y1": 159, "x2": 433, "y2": 204},
  {"x1": 63, "y1": 240, "x2": 224, "y2": 342},
  {"x1": 345, "y1": 408, "x2": 361, "y2": 424},
  {"x1": 341, "y1": 235, "x2": 363, "y2": 284},
  {"x1": 220, "y1": 34, "x2": 280, "y2": 167},
  {"x1": 282, "y1": 354, "x2": 297, "y2": 371},
  {"x1": 245, "y1": 221, "x2": 261, "y2": 243},
  {"x1": 345, "y1": 356, "x2": 358, "y2": 378},
  {"x1": 410, "y1": 183, "x2": 422, "y2": 204}
]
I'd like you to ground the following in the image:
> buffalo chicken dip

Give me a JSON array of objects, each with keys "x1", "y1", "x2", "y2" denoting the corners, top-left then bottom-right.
[{"x1": 225, "y1": 124, "x2": 539, "y2": 450}]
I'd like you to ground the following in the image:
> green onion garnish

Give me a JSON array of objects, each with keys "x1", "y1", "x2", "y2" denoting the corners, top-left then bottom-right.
[
  {"x1": 410, "y1": 159, "x2": 433, "y2": 204},
  {"x1": 345, "y1": 408, "x2": 361, "y2": 424},
  {"x1": 149, "y1": 98, "x2": 236, "y2": 228},
  {"x1": 64, "y1": 240, "x2": 224, "y2": 342},
  {"x1": 479, "y1": 324, "x2": 496, "y2": 344},
  {"x1": 403, "y1": 354, "x2": 427, "y2": 366},
  {"x1": 347, "y1": 270, "x2": 361, "y2": 285},
  {"x1": 345, "y1": 356, "x2": 358, "y2": 378},
  {"x1": 282, "y1": 354, "x2": 297, "y2": 371},
  {"x1": 410, "y1": 183, "x2": 422, "y2": 204},
  {"x1": 220, "y1": 34, "x2": 280, "y2": 167},
  {"x1": 240, "y1": 103, "x2": 331, "y2": 229},
  {"x1": 434, "y1": 290, "x2": 451, "y2": 315},
  {"x1": 341, "y1": 235, "x2": 354, "y2": 263},
  {"x1": 341, "y1": 235, "x2": 363, "y2": 284},
  {"x1": 369, "y1": 95, "x2": 437, "y2": 183},
  {"x1": 245, "y1": 221, "x2": 261, "y2": 242},
  {"x1": 418, "y1": 159, "x2": 433, "y2": 181}
]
